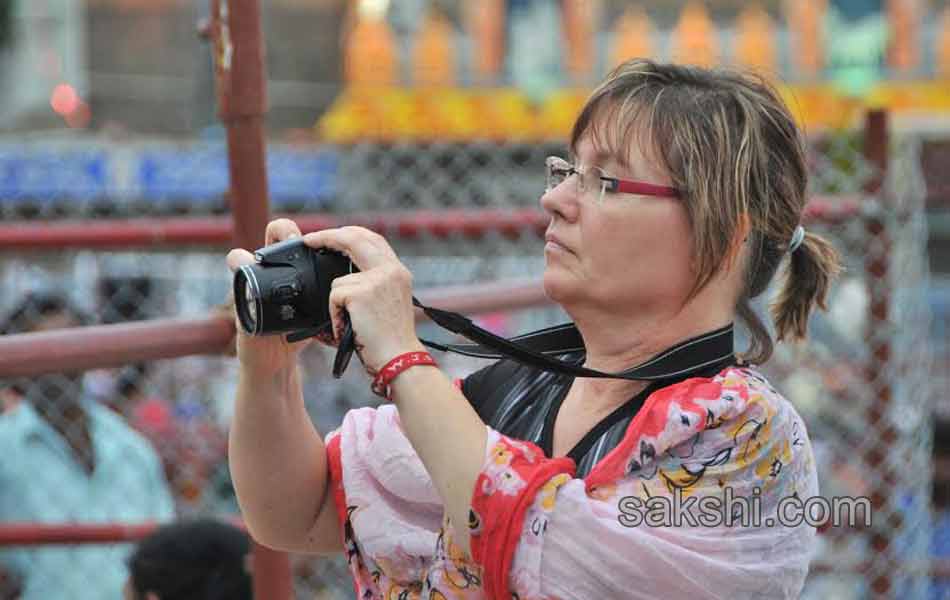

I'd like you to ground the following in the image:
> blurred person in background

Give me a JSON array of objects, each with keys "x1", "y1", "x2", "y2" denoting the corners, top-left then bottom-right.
[
  {"x1": 932, "y1": 420, "x2": 950, "y2": 599},
  {"x1": 228, "y1": 59, "x2": 841, "y2": 599},
  {"x1": 0, "y1": 292, "x2": 175, "y2": 600},
  {"x1": 90, "y1": 361, "x2": 228, "y2": 511},
  {"x1": 93, "y1": 275, "x2": 228, "y2": 511},
  {"x1": 123, "y1": 519, "x2": 251, "y2": 600}
]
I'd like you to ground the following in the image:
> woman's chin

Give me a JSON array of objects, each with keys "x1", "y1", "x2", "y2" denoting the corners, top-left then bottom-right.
[{"x1": 542, "y1": 268, "x2": 577, "y2": 304}]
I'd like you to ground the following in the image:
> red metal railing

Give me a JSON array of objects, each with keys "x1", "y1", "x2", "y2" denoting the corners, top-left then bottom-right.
[
  {"x1": 0, "y1": 523, "x2": 165, "y2": 547},
  {"x1": 0, "y1": 198, "x2": 861, "y2": 251},
  {"x1": 0, "y1": 278, "x2": 549, "y2": 377}
]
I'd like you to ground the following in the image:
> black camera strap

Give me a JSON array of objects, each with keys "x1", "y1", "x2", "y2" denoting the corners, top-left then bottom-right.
[{"x1": 412, "y1": 297, "x2": 735, "y2": 381}]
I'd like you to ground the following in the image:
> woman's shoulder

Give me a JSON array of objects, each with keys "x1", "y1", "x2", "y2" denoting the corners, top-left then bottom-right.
[
  {"x1": 584, "y1": 365, "x2": 816, "y2": 492},
  {"x1": 649, "y1": 365, "x2": 802, "y2": 424}
]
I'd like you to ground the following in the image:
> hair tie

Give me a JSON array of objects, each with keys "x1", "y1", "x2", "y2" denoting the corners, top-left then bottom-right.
[{"x1": 788, "y1": 225, "x2": 806, "y2": 254}]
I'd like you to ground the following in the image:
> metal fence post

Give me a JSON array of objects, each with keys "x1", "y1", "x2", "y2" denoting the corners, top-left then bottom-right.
[
  {"x1": 207, "y1": 0, "x2": 293, "y2": 598},
  {"x1": 862, "y1": 109, "x2": 898, "y2": 598}
]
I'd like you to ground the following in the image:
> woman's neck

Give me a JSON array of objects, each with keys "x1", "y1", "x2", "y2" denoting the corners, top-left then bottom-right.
[{"x1": 565, "y1": 298, "x2": 734, "y2": 412}]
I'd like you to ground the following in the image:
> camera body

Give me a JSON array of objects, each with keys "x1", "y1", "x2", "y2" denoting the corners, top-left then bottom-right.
[{"x1": 233, "y1": 238, "x2": 354, "y2": 337}]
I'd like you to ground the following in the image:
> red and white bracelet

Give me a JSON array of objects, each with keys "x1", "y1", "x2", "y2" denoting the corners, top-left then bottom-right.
[{"x1": 371, "y1": 351, "x2": 438, "y2": 399}]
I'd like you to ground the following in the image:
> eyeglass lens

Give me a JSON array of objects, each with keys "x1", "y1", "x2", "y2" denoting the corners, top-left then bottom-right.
[{"x1": 546, "y1": 157, "x2": 605, "y2": 196}]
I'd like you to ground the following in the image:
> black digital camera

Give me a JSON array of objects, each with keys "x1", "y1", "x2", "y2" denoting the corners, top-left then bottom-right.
[{"x1": 233, "y1": 238, "x2": 357, "y2": 375}]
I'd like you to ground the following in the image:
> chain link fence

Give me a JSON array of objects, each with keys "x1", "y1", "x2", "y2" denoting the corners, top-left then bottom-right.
[
  {"x1": 764, "y1": 134, "x2": 935, "y2": 599},
  {"x1": 0, "y1": 132, "x2": 940, "y2": 599}
]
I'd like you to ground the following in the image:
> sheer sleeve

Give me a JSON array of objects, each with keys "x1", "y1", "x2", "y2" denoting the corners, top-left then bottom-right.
[
  {"x1": 468, "y1": 368, "x2": 818, "y2": 600},
  {"x1": 324, "y1": 405, "x2": 445, "y2": 596},
  {"x1": 529, "y1": 476, "x2": 815, "y2": 599}
]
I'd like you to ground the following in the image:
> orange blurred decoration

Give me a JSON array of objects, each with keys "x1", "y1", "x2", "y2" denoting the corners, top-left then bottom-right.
[
  {"x1": 609, "y1": 6, "x2": 655, "y2": 67},
  {"x1": 562, "y1": 0, "x2": 597, "y2": 83},
  {"x1": 343, "y1": 2, "x2": 398, "y2": 86},
  {"x1": 938, "y1": 4, "x2": 950, "y2": 79},
  {"x1": 670, "y1": 1, "x2": 719, "y2": 67},
  {"x1": 734, "y1": 3, "x2": 777, "y2": 75},
  {"x1": 784, "y1": 0, "x2": 826, "y2": 77},
  {"x1": 887, "y1": 0, "x2": 920, "y2": 73},
  {"x1": 412, "y1": 9, "x2": 457, "y2": 86},
  {"x1": 465, "y1": 0, "x2": 505, "y2": 84}
]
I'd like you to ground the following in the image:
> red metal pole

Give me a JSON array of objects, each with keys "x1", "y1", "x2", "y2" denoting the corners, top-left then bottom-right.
[
  {"x1": 0, "y1": 523, "x2": 159, "y2": 546},
  {"x1": 0, "y1": 316, "x2": 234, "y2": 378},
  {"x1": 0, "y1": 279, "x2": 549, "y2": 378},
  {"x1": 0, "y1": 517, "x2": 246, "y2": 546},
  {"x1": 0, "y1": 209, "x2": 549, "y2": 250},
  {"x1": 861, "y1": 109, "x2": 897, "y2": 599},
  {"x1": 0, "y1": 201, "x2": 860, "y2": 251},
  {"x1": 215, "y1": 0, "x2": 271, "y2": 252},
  {"x1": 209, "y1": 0, "x2": 291, "y2": 596}
]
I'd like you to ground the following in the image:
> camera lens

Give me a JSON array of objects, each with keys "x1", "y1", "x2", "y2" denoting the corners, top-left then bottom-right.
[
  {"x1": 244, "y1": 282, "x2": 257, "y2": 328},
  {"x1": 234, "y1": 266, "x2": 262, "y2": 335}
]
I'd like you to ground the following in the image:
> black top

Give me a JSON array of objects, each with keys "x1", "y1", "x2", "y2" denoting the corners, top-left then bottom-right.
[{"x1": 462, "y1": 325, "x2": 737, "y2": 478}]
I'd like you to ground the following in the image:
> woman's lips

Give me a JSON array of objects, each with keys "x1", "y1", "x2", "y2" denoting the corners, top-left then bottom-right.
[{"x1": 544, "y1": 233, "x2": 573, "y2": 255}]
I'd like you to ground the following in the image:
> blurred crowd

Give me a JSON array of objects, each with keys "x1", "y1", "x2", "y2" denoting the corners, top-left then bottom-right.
[{"x1": 0, "y1": 283, "x2": 494, "y2": 599}]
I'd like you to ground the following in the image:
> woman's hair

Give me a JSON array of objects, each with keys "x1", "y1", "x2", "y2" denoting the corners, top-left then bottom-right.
[
  {"x1": 127, "y1": 519, "x2": 252, "y2": 600},
  {"x1": 571, "y1": 58, "x2": 841, "y2": 364}
]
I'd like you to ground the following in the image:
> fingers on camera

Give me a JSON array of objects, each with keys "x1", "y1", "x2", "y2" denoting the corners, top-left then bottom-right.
[
  {"x1": 226, "y1": 248, "x2": 256, "y2": 271},
  {"x1": 265, "y1": 218, "x2": 302, "y2": 245}
]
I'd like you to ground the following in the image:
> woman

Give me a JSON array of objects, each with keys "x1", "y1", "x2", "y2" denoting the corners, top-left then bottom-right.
[{"x1": 227, "y1": 59, "x2": 840, "y2": 599}]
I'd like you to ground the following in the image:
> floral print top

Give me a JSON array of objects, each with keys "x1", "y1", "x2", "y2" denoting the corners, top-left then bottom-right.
[{"x1": 324, "y1": 366, "x2": 818, "y2": 599}]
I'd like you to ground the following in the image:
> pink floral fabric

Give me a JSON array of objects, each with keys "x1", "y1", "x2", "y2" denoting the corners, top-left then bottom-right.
[{"x1": 325, "y1": 366, "x2": 818, "y2": 599}]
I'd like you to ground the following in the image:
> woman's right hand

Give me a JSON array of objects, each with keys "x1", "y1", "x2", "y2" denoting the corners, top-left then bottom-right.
[{"x1": 226, "y1": 218, "x2": 331, "y2": 375}]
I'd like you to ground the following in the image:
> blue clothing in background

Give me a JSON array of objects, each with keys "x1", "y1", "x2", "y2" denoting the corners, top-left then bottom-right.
[
  {"x1": 933, "y1": 511, "x2": 950, "y2": 600},
  {"x1": 0, "y1": 399, "x2": 175, "y2": 600}
]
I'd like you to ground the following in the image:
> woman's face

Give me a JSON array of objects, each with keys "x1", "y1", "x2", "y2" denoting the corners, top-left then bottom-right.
[{"x1": 540, "y1": 132, "x2": 695, "y2": 315}]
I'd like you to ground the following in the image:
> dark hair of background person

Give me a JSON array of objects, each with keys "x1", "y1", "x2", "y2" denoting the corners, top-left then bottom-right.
[
  {"x1": 0, "y1": 292, "x2": 90, "y2": 336},
  {"x1": 98, "y1": 276, "x2": 156, "y2": 401},
  {"x1": 934, "y1": 420, "x2": 950, "y2": 509},
  {"x1": 0, "y1": 293, "x2": 91, "y2": 396},
  {"x1": 127, "y1": 519, "x2": 252, "y2": 600}
]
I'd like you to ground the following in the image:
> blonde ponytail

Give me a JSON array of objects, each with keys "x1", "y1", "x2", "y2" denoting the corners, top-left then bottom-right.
[{"x1": 770, "y1": 231, "x2": 843, "y2": 343}]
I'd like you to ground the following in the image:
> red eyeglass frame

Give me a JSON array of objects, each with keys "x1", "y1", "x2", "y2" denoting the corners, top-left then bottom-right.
[
  {"x1": 602, "y1": 175, "x2": 680, "y2": 198},
  {"x1": 546, "y1": 156, "x2": 681, "y2": 199}
]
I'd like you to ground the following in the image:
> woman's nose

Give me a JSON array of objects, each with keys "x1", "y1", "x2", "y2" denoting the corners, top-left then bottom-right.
[{"x1": 540, "y1": 181, "x2": 580, "y2": 222}]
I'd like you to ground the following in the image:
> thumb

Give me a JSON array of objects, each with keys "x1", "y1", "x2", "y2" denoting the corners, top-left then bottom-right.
[{"x1": 227, "y1": 249, "x2": 256, "y2": 272}]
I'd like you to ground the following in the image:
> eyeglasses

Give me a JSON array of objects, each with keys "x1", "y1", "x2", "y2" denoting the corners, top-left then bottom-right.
[{"x1": 545, "y1": 156, "x2": 680, "y2": 201}]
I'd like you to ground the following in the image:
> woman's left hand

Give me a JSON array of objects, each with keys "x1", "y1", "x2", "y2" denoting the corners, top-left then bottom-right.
[{"x1": 303, "y1": 226, "x2": 424, "y2": 373}]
